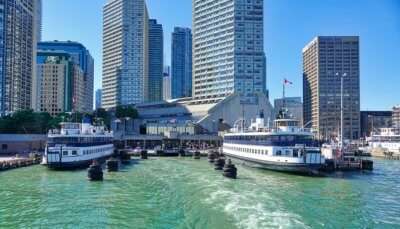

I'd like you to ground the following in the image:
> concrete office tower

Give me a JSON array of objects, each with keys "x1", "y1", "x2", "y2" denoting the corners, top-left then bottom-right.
[
  {"x1": 274, "y1": 97, "x2": 303, "y2": 123},
  {"x1": 148, "y1": 19, "x2": 164, "y2": 102},
  {"x1": 31, "y1": 0, "x2": 42, "y2": 113},
  {"x1": 36, "y1": 51, "x2": 85, "y2": 116},
  {"x1": 192, "y1": 0, "x2": 267, "y2": 104},
  {"x1": 37, "y1": 41, "x2": 94, "y2": 112},
  {"x1": 35, "y1": 0, "x2": 42, "y2": 42},
  {"x1": 0, "y1": 0, "x2": 38, "y2": 115},
  {"x1": 171, "y1": 27, "x2": 192, "y2": 99},
  {"x1": 303, "y1": 36, "x2": 360, "y2": 140},
  {"x1": 163, "y1": 75, "x2": 171, "y2": 101},
  {"x1": 95, "y1": 89, "x2": 102, "y2": 110},
  {"x1": 102, "y1": 0, "x2": 149, "y2": 109}
]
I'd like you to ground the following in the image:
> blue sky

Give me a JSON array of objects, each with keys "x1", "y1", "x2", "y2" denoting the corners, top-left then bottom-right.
[{"x1": 42, "y1": 0, "x2": 400, "y2": 110}]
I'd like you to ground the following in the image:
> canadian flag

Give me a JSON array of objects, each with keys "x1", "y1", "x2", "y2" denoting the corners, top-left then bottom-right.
[{"x1": 284, "y1": 79, "x2": 293, "y2": 85}]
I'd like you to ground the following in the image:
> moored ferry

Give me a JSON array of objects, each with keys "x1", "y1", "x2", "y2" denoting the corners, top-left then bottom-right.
[
  {"x1": 42, "y1": 120, "x2": 114, "y2": 169},
  {"x1": 222, "y1": 112, "x2": 325, "y2": 175},
  {"x1": 367, "y1": 128, "x2": 400, "y2": 154}
]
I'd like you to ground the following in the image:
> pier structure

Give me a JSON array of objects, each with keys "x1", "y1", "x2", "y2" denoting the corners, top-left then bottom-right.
[
  {"x1": 114, "y1": 134, "x2": 222, "y2": 152},
  {"x1": 0, "y1": 155, "x2": 42, "y2": 172}
]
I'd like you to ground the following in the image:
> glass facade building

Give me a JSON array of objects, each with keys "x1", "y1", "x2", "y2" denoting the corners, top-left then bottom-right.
[
  {"x1": 148, "y1": 19, "x2": 163, "y2": 102},
  {"x1": 171, "y1": 27, "x2": 192, "y2": 99},
  {"x1": 0, "y1": 0, "x2": 39, "y2": 115},
  {"x1": 95, "y1": 89, "x2": 102, "y2": 110},
  {"x1": 102, "y1": 0, "x2": 149, "y2": 109},
  {"x1": 192, "y1": 0, "x2": 267, "y2": 104},
  {"x1": 303, "y1": 36, "x2": 360, "y2": 140},
  {"x1": 37, "y1": 41, "x2": 94, "y2": 112}
]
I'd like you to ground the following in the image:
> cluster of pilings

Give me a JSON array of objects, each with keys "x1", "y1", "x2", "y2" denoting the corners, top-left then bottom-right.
[
  {"x1": 207, "y1": 151, "x2": 237, "y2": 179},
  {"x1": 0, "y1": 157, "x2": 41, "y2": 172},
  {"x1": 88, "y1": 150, "x2": 149, "y2": 181},
  {"x1": 193, "y1": 151, "x2": 201, "y2": 159}
]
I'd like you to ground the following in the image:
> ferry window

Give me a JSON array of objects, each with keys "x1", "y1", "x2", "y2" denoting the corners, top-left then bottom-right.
[
  {"x1": 276, "y1": 150, "x2": 282, "y2": 156},
  {"x1": 293, "y1": 149, "x2": 298, "y2": 157},
  {"x1": 63, "y1": 151, "x2": 68, "y2": 156},
  {"x1": 1, "y1": 144, "x2": 7, "y2": 150},
  {"x1": 72, "y1": 151, "x2": 78, "y2": 156},
  {"x1": 287, "y1": 135, "x2": 295, "y2": 142}
]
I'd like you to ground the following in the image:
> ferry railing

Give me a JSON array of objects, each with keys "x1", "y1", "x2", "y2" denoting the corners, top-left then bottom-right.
[{"x1": 223, "y1": 140, "x2": 319, "y2": 147}]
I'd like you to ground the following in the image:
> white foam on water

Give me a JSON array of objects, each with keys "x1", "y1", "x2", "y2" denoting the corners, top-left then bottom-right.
[{"x1": 202, "y1": 171, "x2": 309, "y2": 229}]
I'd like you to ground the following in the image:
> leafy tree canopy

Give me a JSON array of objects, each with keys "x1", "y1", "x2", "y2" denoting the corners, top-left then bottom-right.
[{"x1": 115, "y1": 105, "x2": 138, "y2": 119}]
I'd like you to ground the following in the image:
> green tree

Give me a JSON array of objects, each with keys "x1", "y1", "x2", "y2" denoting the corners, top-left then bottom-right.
[
  {"x1": 0, "y1": 110, "x2": 53, "y2": 134},
  {"x1": 115, "y1": 105, "x2": 138, "y2": 119},
  {"x1": 94, "y1": 108, "x2": 111, "y2": 128}
]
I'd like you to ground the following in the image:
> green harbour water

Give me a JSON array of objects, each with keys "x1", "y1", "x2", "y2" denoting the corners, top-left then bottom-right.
[{"x1": 0, "y1": 158, "x2": 399, "y2": 228}]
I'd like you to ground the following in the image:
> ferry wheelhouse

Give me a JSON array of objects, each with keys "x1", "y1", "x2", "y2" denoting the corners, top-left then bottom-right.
[
  {"x1": 223, "y1": 113, "x2": 325, "y2": 175},
  {"x1": 42, "y1": 120, "x2": 114, "y2": 169}
]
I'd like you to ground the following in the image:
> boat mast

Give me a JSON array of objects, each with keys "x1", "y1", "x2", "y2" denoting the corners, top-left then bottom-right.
[{"x1": 339, "y1": 73, "x2": 347, "y2": 150}]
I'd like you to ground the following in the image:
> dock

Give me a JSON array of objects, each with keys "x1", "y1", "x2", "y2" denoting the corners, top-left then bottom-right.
[{"x1": 0, "y1": 155, "x2": 42, "y2": 172}]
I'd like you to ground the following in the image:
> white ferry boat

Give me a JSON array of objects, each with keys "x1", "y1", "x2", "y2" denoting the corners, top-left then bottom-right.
[
  {"x1": 222, "y1": 112, "x2": 325, "y2": 175},
  {"x1": 42, "y1": 120, "x2": 114, "y2": 169},
  {"x1": 367, "y1": 128, "x2": 400, "y2": 154}
]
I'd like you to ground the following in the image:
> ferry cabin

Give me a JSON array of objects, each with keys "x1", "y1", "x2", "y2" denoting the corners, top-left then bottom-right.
[
  {"x1": 45, "y1": 123, "x2": 114, "y2": 169},
  {"x1": 223, "y1": 133, "x2": 323, "y2": 165},
  {"x1": 222, "y1": 118, "x2": 325, "y2": 173},
  {"x1": 368, "y1": 128, "x2": 400, "y2": 153}
]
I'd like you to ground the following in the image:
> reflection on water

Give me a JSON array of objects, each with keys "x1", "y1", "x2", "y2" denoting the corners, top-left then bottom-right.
[{"x1": 0, "y1": 158, "x2": 399, "y2": 228}]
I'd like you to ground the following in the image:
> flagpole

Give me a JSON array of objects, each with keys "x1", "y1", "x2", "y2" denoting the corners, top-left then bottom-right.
[{"x1": 282, "y1": 79, "x2": 285, "y2": 110}]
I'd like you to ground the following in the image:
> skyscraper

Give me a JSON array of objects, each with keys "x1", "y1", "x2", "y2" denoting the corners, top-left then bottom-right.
[
  {"x1": 95, "y1": 89, "x2": 102, "y2": 110},
  {"x1": 36, "y1": 50, "x2": 85, "y2": 116},
  {"x1": 148, "y1": 19, "x2": 163, "y2": 102},
  {"x1": 171, "y1": 27, "x2": 192, "y2": 99},
  {"x1": 192, "y1": 0, "x2": 266, "y2": 104},
  {"x1": 102, "y1": 0, "x2": 149, "y2": 109},
  {"x1": 163, "y1": 67, "x2": 171, "y2": 101},
  {"x1": 303, "y1": 36, "x2": 360, "y2": 140},
  {"x1": 0, "y1": 0, "x2": 39, "y2": 115},
  {"x1": 37, "y1": 41, "x2": 94, "y2": 112},
  {"x1": 35, "y1": 0, "x2": 42, "y2": 42}
]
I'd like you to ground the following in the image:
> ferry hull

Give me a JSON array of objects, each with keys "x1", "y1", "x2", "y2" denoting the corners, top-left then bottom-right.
[
  {"x1": 224, "y1": 152, "x2": 323, "y2": 175},
  {"x1": 46, "y1": 155, "x2": 111, "y2": 170}
]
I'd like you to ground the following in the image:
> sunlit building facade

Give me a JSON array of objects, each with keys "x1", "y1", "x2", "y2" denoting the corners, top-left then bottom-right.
[
  {"x1": 192, "y1": 0, "x2": 267, "y2": 104},
  {"x1": 303, "y1": 36, "x2": 360, "y2": 140},
  {"x1": 102, "y1": 0, "x2": 149, "y2": 109},
  {"x1": 0, "y1": 0, "x2": 40, "y2": 114},
  {"x1": 37, "y1": 41, "x2": 94, "y2": 112},
  {"x1": 36, "y1": 51, "x2": 85, "y2": 116}
]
